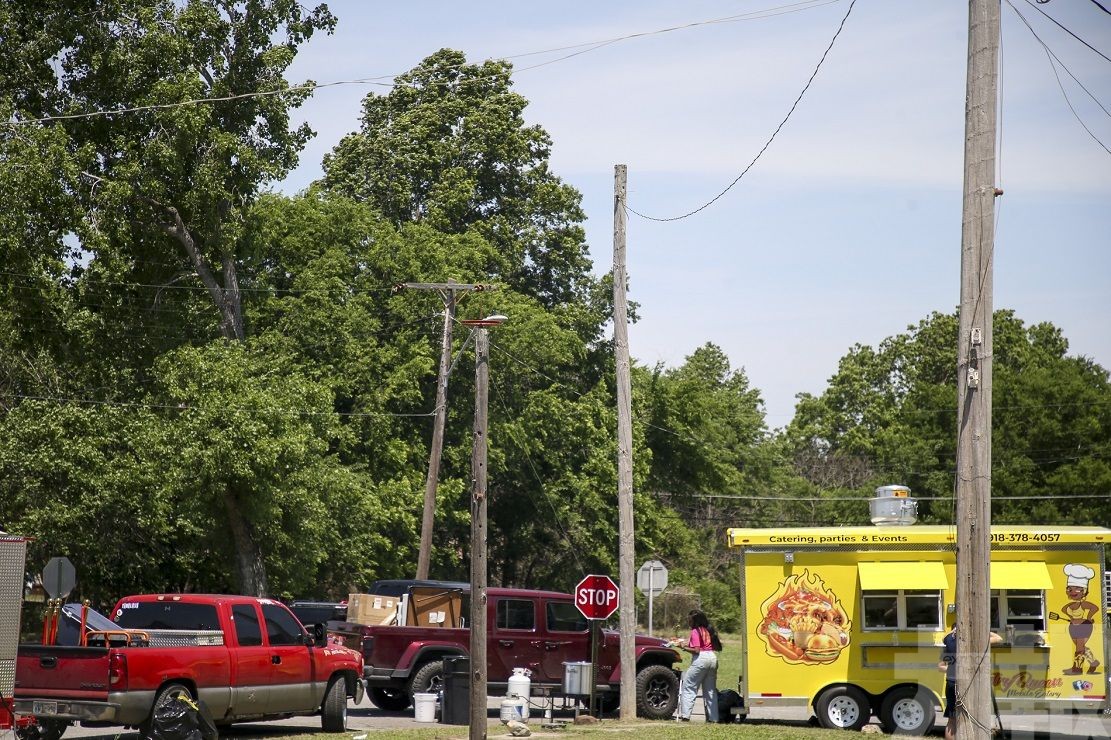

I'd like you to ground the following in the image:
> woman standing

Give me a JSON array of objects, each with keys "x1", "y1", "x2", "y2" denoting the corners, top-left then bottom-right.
[{"x1": 676, "y1": 609, "x2": 722, "y2": 721}]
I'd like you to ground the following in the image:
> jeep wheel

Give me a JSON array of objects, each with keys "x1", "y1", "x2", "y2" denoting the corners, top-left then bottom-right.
[
  {"x1": 369, "y1": 687, "x2": 411, "y2": 712},
  {"x1": 634, "y1": 664, "x2": 679, "y2": 720},
  {"x1": 407, "y1": 660, "x2": 444, "y2": 699}
]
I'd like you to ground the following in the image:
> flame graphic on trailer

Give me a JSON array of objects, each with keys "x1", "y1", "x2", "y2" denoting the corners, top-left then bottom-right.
[{"x1": 756, "y1": 569, "x2": 851, "y2": 665}]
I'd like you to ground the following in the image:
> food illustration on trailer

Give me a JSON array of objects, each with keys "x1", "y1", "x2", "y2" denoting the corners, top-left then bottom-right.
[{"x1": 757, "y1": 569, "x2": 850, "y2": 665}]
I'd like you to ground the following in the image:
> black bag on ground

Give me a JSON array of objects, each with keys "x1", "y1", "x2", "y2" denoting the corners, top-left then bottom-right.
[
  {"x1": 149, "y1": 694, "x2": 218, "y2": 740},
  {"x1": 716, "y1": 689, "x2": 742, "y2": 723}
]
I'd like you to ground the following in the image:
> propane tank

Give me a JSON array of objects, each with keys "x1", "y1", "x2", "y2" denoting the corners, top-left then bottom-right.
[
  {"x1": 507, "y1": 667, "x2": 531, "y2": 702},
  {"x1": 499, "y1": 697, "x2": 528, "y2": 723}
]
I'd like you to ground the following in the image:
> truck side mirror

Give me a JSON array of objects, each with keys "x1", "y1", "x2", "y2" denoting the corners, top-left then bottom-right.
[{"x1": 304, "y1": 622, "x2": 327, "y2": 648}]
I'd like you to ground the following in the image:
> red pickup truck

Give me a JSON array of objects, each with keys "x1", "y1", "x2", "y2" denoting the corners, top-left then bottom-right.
[
  {"x1": 14, "y1": 594, "x2": 364, "y2": 739},
  {"x1": 332, "y1": 587, "x2": 683, "y2": 720}
]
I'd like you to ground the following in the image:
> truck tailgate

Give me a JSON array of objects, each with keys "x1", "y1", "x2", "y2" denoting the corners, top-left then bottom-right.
[{"x1": 15, "y1": 645, "x2": 112, "y2": 700}]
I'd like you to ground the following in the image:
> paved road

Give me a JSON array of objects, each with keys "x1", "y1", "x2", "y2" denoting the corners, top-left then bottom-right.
[{"x1": 53, "y1": 697, "x2": 1111, "y2": 739}]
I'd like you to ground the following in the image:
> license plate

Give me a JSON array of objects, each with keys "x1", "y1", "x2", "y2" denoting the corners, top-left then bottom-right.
[{"x1": 32, "y1": 701, "x2": 58, "y2": 716}]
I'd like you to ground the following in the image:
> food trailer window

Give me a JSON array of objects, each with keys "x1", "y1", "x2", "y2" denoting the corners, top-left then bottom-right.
[
  {"x1": 990, "y1": 589, "x2": 1045, "y2": 632},
  {"x1": 862, "y1": 590, "x2": 942, "y2": 630}
]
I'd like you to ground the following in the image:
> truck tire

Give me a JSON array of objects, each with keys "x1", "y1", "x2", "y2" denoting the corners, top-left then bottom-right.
[
  {"x1": 369, "y1": 687, "x2": 411, "y2": 712},
  {"x1": 407, "y1": 660, "x2": 444, "y2": 699},
  {"x1": 634, "y1": 664, "x2": 679, "y2": 720},
  {"x1": 815, "y1": 685, "x2": 871, "y2": 731},
  {"x1": 140, "y1": 682, "x2": 193, "y2": 739},
  {"x1": 321, "y1": 677, "x2": 348, "y2": 732},
  {"x1": 879, "y1": 686, "x2": 934, "y2": 735}
]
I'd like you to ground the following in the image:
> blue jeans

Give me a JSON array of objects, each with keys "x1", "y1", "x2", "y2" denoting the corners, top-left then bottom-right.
[{"x1": 679, "y1": 651, "x2": 718, "y2": 721}]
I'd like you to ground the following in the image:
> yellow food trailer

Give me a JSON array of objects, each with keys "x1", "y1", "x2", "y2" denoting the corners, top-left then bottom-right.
[{"x1": 725, "y1": 523, "x2": 1110, "y2": 733}]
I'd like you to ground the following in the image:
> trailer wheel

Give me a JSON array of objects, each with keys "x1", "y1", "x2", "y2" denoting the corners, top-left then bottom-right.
[
  {"x1": 321, "y1": 677, "x2": 348, "y2": 732},
  {"x1": 880, "y1": 686, "x2": 935, "y2": 735},
  {"x1": 369, "y1": 687, "x2": 411, "y2": 712},
  {"x1": 635, "y1": 665, "x2": 679, "y2": 720},
  {"x1": 815, "y1": 685, "x2": 871, "y2": 731}
]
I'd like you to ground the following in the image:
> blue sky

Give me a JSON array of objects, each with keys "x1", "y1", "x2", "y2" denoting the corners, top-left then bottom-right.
[{"x1": 281, "y1": 0, "x2": 1110, "y2": 427}]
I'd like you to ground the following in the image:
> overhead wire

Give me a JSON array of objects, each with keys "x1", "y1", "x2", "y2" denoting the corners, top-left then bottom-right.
[
  {"x1": 1020, "y1": 0, "x2": 1111, "y2": 64},
  {"x1": 626, "y1": 0, "x2": 857, "y2": 222}
]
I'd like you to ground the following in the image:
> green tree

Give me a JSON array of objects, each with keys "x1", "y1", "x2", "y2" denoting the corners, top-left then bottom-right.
[
  {"x1": 0, "y1": 0, "x2": 335, "y2": 595},
  {"x1": 320, "y1": 49, "x2": 594, "y2": 307},
  {"x1": 783, "y1": 310, "x2": 1111, "y2": 527}
]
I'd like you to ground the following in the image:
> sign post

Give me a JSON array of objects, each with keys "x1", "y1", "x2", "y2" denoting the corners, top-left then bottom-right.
[
  {"x1": 574, "y1": 575, "x2": 620, "y2": 717},
  {"x1": 636, "y1": 560, "x2": 668, "y2": 636}
]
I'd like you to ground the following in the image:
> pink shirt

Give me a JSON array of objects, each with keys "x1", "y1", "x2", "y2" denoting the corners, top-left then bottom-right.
[{"x1": 688, "y1": 626, "x2": 713, "y2": 652}]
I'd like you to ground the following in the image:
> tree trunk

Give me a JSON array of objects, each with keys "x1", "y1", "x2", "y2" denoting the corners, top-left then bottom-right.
[{"x1": 223, "y1": 487, "x2": 267, "y2": 596}]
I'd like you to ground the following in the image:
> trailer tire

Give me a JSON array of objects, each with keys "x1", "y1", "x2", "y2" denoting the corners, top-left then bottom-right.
[
  {"x1": 369, "y1": 687, "x2": 411, "y2": 712},
  {"x1": 407, "y1": 660, "x2": 444, "y2": 699},
  {"x1": 880, "y1": 686, "x2": 935, "y2": 735},
  {"x1": 815, "y1": 685, "x2": 871, "y2": 731},
  {"x1": 634, "y1": 665, "x2": 679, "y2": 720},
  {"x1": 321, "y1": 677, "x2": 348, "y2": 732}
]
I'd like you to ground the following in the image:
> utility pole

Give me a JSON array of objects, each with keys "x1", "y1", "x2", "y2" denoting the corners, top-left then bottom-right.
[
  {"x1": 612, "y1": 164, "x2": 637, "y2": 719},
  {"x1": 469, "y1": 325, "x2": 490, "y2": 740},
  {"x1": 955, "y1": 2, "x2": 999, "y2": 739},
  {"x1": 398, "y1": 280, "x2": 492, "y2": 580}
]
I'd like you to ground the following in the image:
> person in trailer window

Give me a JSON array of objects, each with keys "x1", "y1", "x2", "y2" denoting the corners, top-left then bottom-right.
[{"x1": 938, "y1": 616, "x2": 1002, "y2": 740}]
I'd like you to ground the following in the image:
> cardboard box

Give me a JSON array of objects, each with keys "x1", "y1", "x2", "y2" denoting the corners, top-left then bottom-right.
[
  {"x1": 405, "y1": 587, "x2": 463, "y2": 628},
  {"x1": 347, "y1": 593, "x2": 398, "y2": 626}
]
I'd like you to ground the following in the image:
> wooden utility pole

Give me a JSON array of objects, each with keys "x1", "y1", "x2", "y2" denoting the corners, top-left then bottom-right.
[
  {"x1": 612, "y1": 164, "x2": 637, "y2": 719},
  {"x1": 469, "y1": 324, "x2": 491, "y2": 740},
  {"x1": 955, "y1": 2, "x2": 999, "y2": 739},
  {"x1": 399, "y1": 280, "x2": 492, "y2": 580}
]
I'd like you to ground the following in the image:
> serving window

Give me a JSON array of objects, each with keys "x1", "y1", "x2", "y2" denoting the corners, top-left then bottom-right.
[
  {"x1": 991, "y1": 589, "x2": 1046, "y2": 632},
  {"x1": 861, "y1": 590, "x2": 942, "y2": 630}
]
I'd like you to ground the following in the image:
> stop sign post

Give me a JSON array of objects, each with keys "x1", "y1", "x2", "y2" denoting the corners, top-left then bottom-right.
[
  {"x1": 575, "y1": 574, "x2": 619, "y2": 620},
  {"x1": 574, "y1": 575, "x2": 619, "y2": 718}
]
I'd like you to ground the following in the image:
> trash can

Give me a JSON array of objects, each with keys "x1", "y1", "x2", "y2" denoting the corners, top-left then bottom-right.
[{"x1": 441, "y1": 655, "x2": 471, "y2": 725}]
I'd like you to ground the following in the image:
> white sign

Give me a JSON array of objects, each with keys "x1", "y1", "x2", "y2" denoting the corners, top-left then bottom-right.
[{"x1": 636, "y1": 560, "x2": 668, "y2": 596}]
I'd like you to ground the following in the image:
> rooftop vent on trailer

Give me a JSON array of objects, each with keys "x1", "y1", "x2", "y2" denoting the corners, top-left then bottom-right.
[{"x1": 869, "y1": 484, "x2": 918, "y2": 526}]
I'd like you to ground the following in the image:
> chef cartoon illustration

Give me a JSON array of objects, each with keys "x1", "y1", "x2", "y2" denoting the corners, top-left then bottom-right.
[{"x1": 1049, "y1": 563, "x2": 1100, "y2": 675}]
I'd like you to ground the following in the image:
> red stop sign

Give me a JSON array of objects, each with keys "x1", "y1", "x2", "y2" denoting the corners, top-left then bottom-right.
[{"x1": 574, "y1": 574, "x2": 620, "y2": 620}]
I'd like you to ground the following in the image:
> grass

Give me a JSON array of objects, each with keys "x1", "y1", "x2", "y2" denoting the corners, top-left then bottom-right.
[{"x1": 259, "y1": 722, "x2": 854, "y2": 740}]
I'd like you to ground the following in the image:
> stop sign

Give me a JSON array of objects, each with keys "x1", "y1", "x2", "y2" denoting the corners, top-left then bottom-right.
[{"x1": 574, "y1": 574, "x2": 619, "y2": 620}]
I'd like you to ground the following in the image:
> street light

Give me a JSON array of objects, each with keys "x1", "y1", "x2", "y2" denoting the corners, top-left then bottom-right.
[{"x1": 459, "y1": 313, "x2": 506, "y2": 739}]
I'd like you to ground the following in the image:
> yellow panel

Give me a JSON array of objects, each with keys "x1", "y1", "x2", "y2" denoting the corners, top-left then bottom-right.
[
  {"x1": 858, "y1": 560, "x2": 948, "y2": 590},
  {"x1": 990, "y1": 561, "x2": 1052, "y2": 590},
  {"x1": 726, "y1": 525, "x2": 1111, "y2": 548}
]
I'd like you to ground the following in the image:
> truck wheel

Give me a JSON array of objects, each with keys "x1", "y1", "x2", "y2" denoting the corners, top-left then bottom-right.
[
  {"x1": 141, "y1": 682, "x2": 193, "y2": 739},
  {"x1": 321, "y1": 678, "x2": 348, "y2": 732},
  {"x1": 634, "y1": 664, "x2": 679, "y2": 720},
  {"x1": 369, "y1": 687, "x2": 411, "y2": 712},
  {"x1": 879, "y1": 686, "x2": 934, "y2": 735},
  {"x1": 407, "y1": 660, "x2": 444, "y2": 699},
  {"x1": 815, "y1": 685, "x2": 871, "y2": 731}
]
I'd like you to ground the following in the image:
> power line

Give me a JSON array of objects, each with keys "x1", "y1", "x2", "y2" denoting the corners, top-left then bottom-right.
[
  {"x1": 4, "y1": 0, "x2": 842, "y2": 127},
  {"x1": 1020, "y1": 0, "x2": 1111, "y2": 64},
  {"x1": 627, "y1": 0, "x2": 857, "y2": 222}
]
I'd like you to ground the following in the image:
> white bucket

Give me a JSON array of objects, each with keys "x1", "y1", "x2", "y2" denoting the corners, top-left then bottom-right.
[
  {"x1": 413, "y1": 692, "x2": 438, "y2": 722},
  {"x1": 500, "y1": 697, "x2": 528, "y2": 723}
]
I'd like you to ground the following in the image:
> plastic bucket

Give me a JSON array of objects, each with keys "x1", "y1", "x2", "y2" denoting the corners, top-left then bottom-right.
[{"x1": 413, "y1": 692, "x2": 438, "y2": 722}]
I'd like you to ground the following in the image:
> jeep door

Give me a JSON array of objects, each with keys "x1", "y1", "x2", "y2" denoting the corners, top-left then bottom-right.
[
  {"x1": 490, "y1": 596, "x2": 545, "y2": 681},
  {"x1": 538, "y1": 598, "x2": 590, "y2": 682}
]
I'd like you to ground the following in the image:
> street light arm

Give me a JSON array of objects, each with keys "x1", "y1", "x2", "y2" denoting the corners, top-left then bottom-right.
[{"x1": 446, "y1": 330, "x2": 478, "y2": 380}]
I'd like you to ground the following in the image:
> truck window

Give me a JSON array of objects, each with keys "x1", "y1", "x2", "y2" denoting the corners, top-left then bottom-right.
[
  {"x1": 862, "y1": 590, "x2": 941, "y2": 630},
  {"x1": 991, "y1": 589, "x2": 1045, "y2": 632},
  {"x1": 114, "y1": 602, "x2": 220, "y2": 631},
  {"x1": 262, "y1": 603, "x2": 305, "y2": 646},
  {"x1": 546, "y1": 601, "x2": 588, "y2": 633},
  {"x1": 232, "y1": 604, "x2": 263, "y2": 646},
  {"x1": 496, "y1": 599, "x2": 535, "y2": 631}
]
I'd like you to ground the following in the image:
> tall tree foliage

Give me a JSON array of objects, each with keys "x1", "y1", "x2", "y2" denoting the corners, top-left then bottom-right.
[
  {"x1": 0, "y1": 0, "x2": 335, "y2": 595},
  {"x1": 784, "y1": 310, "x2": 1111, "y2": 526},
  {"x1": 320, "y1": 49, "x2": 594, "y2": 308}
]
